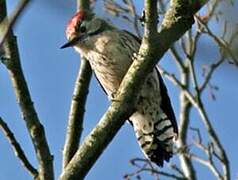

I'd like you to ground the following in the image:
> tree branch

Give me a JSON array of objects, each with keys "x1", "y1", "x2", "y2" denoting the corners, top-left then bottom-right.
[
  {"x1": 176, "y1": 65, "x2": 196, "y2": 180},
  {"x1": 0, "y1": 1, "x2": 54, "y2": 179},
  {"x1": 125, "y1": 158, "x2": 186, "y2": 180},
  {"x1": 62, "y1": 58, "x2": 92, "y2": 169},
  {"x1": 0, "y1": 117, "x2": 38, "y2": 179},
  {"x1": 194, "y1": 97, "x2": 230, "y2": 180},
  {"x1": 62, "y1": 0, "x2": 93, "y2": 170},
  {"x1": 199, "y1": 55, "x2": 225, "y2": 92},
  {"x1": 0, "y1": 0, "x2": 30, "y2": 47},
  {"x1": 60, "y1": 0, "x2": 209, "y2": 179},
  {"x1": 189, "y1": 153, "x2": 223, "y2": 180},
  {"x1": 196, "y1": 15, "x2": 238, "y2": 66},
  {"x1": 160, "y1": 57, "x2": 230, "y2": 180},
  {"x1": 103, "y1": 0, "x2": 141, "y2": 37},
  {"x1": 169, "y1": 46, "x2": 185, "y2": 72}
]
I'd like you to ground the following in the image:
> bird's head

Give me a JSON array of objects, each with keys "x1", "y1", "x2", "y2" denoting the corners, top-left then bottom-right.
[{"x1": 61, "y1": 10, "x2": 109, "y2": 49}]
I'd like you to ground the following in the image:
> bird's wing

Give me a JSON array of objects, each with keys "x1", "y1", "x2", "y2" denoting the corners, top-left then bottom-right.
[
  {"x1": 93, "y1": 72, "x2": 108, "y2": 96},
  {"x1": 156, "y1": 67, "x2": 178, "y2": 135},
  {"x1": 124, "y1": 30, "x2": 178, "y2": 134},
  {"x1": 123, "y1": 30, "x2": 142, "y2": 44},
  {"x1": 93, "y1": 30, "x2": 140, "y2": 97}
]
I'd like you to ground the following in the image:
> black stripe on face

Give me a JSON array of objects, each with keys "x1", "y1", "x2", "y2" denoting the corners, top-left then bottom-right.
[{"x1": 87, "y1": 27, "x2": 103, "y2": 37}]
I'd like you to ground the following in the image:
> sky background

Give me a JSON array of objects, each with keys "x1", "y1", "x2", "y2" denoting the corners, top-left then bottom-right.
[{"x1": 0, "y1": 0, "x2": 238, "y2": 179}]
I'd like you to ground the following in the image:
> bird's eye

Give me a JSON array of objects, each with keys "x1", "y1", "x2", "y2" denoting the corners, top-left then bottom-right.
[{"x1": 79, "y1": 26, "x2": 86, "y2": 33}]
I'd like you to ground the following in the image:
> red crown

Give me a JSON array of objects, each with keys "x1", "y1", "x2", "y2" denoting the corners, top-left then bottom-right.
[{"x1": 66, "y1": 11, "x2": 85, "y2": 38}]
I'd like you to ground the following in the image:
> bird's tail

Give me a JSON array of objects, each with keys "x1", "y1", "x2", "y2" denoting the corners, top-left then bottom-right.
[{"x1": 129, "y1": 112, "x2": 177, "y2": 167}]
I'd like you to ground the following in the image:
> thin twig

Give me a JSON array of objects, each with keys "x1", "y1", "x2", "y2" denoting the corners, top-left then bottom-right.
[
  {"x1": 104, "y1": 0, "x2": 141, "y2": 38},
  {"x1": 126, "y1": 167, "x2": 185, "y2": 180},
  {"x1": 196, "y1": 15, "x2": 238, "y2": 66},
  {"x1": 199, "y1": 55, "x2": 225, "y2": 92},
  {"x1": 169, "y1": 163, "x2": 186, "y2": 178},
  {"x1": 159, "y1": 58, "x2": 230, "y2": 180},
  {"x1": 0, "y1": 117, "x2": 38, "y2": 179},
  {"x1": 170, "y1": 46, "x2": 185, "y2": 72},
  {"x1": 194, "y1": 98, "x2": 230, "y2": 180},
  {"x1": 124, "y1": 0, "x2": 141, "y2": 38},
  {"x1": 190, "y1": 127, "x2": 202, "y2": 144},
  {"x1": 125, "y1": 158, "x2": 185, "y2": 180},
  {"x1": 186, "y1": 22, "x2": 231, "y2": 178},
  {"x1": 0, "y1": 0, "x2": 31, "y2": 47},
  {"x1": 160, "y1": 63, "x2": 230, "y2": 180},
  {"x1": 189, "y1": 153, "x2": 223, "y2": 180}
]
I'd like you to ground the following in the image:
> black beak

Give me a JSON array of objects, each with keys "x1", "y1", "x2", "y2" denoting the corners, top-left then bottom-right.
[
  {"x1": 60, "y1": 33, "x2": 89, "y2": 49},
  {"x1": 60, "y1": 37, "x2": 80, "y2": 49}
]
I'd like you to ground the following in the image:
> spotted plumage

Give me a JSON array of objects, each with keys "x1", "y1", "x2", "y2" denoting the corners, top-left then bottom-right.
[{"x1": 61, "y1": 11, "x2": 178, "y2": 167}]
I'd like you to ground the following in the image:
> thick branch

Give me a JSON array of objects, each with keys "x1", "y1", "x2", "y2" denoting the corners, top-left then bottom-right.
[
  {"x1": 0, "y1": 1, "x2": 54, "y2": 179},
  {"x1": 0, "y1": 117, "x2": 38, "y2": 179}
]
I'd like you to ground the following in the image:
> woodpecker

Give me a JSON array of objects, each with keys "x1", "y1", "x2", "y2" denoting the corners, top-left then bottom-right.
[{"x1": 61, "y1": 11, "x2": 178, "y2": 167}]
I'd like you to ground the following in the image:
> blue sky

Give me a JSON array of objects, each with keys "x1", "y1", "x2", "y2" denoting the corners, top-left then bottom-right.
[{"x1": 0, "y1": 1, "x2": 238, "y2": 179}]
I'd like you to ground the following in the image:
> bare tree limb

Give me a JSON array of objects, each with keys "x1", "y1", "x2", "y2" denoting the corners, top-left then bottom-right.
[
  {"x1": 165, "y1": 34, "x2": 198, "y2": 179},
  {"x1": 62, "y1": 57, "x2": 92, "y2": 169},
  {"x1": 200, "y1": 55, "x2": 225, "y2": 92},
  {"x1": 176, "y1": 68, "x2": 196, "y2": 180},
  {"x1": 126, "y1": 167, "x2": 185, "y2": 180},
  {"x1": 170, "y1": 46, "x2": 186, "y2": 72},
  {"x1": 189, "y1": 153, "x2": 223, "y2": 180},
  {"x1": 125, "y1": 158, "x2": 185, "y2": 180},
  {"x1": 186, "y1": 20, "x2": 231, "y2": 179},
  {"x1": 160, "y1": 58, "x2": 230, "y2": 180},
  {"x1": 193, "y1": 97, "x2": 230, "y2": 180},
  {"x1": 62, "y1": 0, "x2": 93, "y2": 170},
  {"x1": 169, "y1": 163, "x2": 186, "y2": 178},
  {"x1": 196, "y1": 15, "x2": 238, "y2": 66},
  {"x1": 104, "y1": 0, "x2": 141, "y2": 38},
  {"x1": 0, "y1": 1, "x2": 54, "y2": 179},
  {"x1": 0, "y1": 117, "x2": 38, "y2": 179},
  {"x1": 0, "y1": 0, "x2": 30, "y2": 47}
]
